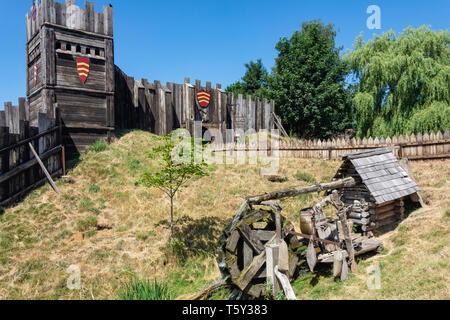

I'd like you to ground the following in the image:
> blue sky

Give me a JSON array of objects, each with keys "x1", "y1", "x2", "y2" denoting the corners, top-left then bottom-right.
[{"x1": 0, "y1": 0, "x2": 448, "y2": 103}]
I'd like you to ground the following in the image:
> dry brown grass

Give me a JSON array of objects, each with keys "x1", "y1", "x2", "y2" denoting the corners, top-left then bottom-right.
[{"x1": 0, "y1": 130, "x2": 448, "y2": 300}]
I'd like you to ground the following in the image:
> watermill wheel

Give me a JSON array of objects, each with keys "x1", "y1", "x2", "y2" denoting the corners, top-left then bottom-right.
[{"x1": 217, "y1": 204, "x2": 302, "y2": 299}]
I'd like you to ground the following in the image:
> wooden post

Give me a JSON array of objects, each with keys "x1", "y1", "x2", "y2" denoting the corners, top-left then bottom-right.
[
  {"x1": 331, "y1": 190, "x2": 357, "y2": 274},
  {"x1": 265, "y1": 244, "x2": 280, "y2": 295},
  {"x1": 62, "y1": 145, "x2": 66, "y2": 176}
]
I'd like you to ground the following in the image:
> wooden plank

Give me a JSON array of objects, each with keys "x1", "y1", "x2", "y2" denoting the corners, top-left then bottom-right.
[
  {"x1": 105, "y1": 39, "x2": 114, "y2": 92},
  {"x1": 274, "y1": 266, "x2": 296, "y2": 300},
  {"x1": 243, "y1": 241, "x2": 253, "y2": 269},
  {"x1": 54, "y1": 31, "x2": 105, "y2": 48},
  {"x1": 103, "y1": 5, "x2": 113, "y2": 36},
  {"x1": 253, "y1": 230, "x2": 275, "y2": 242},
  {"x1": 0, "y1": 145, "x2": 61, "y2": 184},
  {"x1": 0, "y1": 169, "x2": 62, "y2": 207},
  {"x1": 266, "y1": 244, "x2": 279, "y2": 294},
  {"x1": 238, "y1": 222, "x2": 265, "y2": 254},
  {"x1": 237, "y1": 250, "x2": 266, "y2": 291},
  {"x1": 85, "y1": 1, "x2": 95, "y2": 33},
  {"x1": 289, "y1": 255, "x2": 299, "y2": 278},
  {"x1": 28, "y1": 142, "x2": 60, "y2": 195},
  {"x1": 226, "y1": 230, "x2": 240, "y2": 252}
]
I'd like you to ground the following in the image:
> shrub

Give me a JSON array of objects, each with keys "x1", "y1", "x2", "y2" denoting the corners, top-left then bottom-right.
[
  {"x1": 118, "y1": 278, "x2": 172, "y2": 300},
  {"x1": 89, "y1": 139, "x2": 108, "y2": 153}
]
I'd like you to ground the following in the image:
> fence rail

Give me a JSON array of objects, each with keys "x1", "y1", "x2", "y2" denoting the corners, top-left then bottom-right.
[
  {"x1": 213, "y1": 131, "x2": 450, "y2": 161},
  {"x1": 0, "y1": 99, "x2": 63, "y2": 207}
]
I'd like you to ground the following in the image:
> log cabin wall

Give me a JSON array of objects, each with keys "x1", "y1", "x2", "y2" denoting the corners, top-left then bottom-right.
[
  {"x1": 26, "y1": 0, "x2": 114, "y2": 157},
  {"x1": 333, "y1": 149, "x2": 420, "y2": 234}
]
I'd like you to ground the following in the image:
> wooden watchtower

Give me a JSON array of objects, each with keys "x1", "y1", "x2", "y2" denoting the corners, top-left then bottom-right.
[{"x1": 25, "y1": 0, "x2": 114, "y2": 157}]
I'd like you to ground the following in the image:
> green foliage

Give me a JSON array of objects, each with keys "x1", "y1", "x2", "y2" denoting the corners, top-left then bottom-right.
[
  {"x1": 136, "y1": 133, "x2": 208, "y2": 242},
  {"x1": 76, "y1": 215, "x2": 98, "y2": 232},
  {"x1": 226, "y1": 59, "x2": 270, "y2": 98},
  {"x1": 117, "y1": 278, "x2": 172, "y2": 300},
  {"x1": 275, "y1": 290, "x2": 287, "y2": 300},
  {"x1": 269, "y1": 21, "x2": 354, "y2": 139},
  {"x1": 89, "y1": 139, "x2": 108, "y2": 153},
  {"x1": 346, "y1": 26, "x2": 450, "y2": 137},
  {"x1": 295, "y1": 172, "x2": 316, "y2": 184},
  {"x1": 89, "y1": 185, "x2": 100, "y2": 193},
  {"x1": 265, "y1": 280, "x2": 273, "y2": 299},
  {"x1": 169, "y1": 240, "x2": 188, "y2": 264}
]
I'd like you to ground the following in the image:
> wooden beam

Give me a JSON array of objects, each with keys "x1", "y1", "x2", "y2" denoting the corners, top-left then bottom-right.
[
  {"x1": 247, "y1": 177, "x2": 356, "y2": 204},
  {"x1": 28, "y1": 142, "x2": 60, "y2": 195},
  {"x1": 274, "y1": 266, "x2": 297, "y2": 300},
  {"x1": 0, "y1": 169, "x2": 62, "y2": 207},
  {"x1": 238, "y1": 222, "x2": 265, "y2": 254},
  {"x1": 237, "y1": 250, "x2": 266, "y2": 291},
  {"x1": 0, "y1": 145, "x2": 61, "y2": 184}
]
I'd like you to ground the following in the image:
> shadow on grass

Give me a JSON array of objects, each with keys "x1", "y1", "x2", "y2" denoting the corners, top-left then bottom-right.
[{"x1": 155, "y1": 215, "x2": 232, "y2": 253}]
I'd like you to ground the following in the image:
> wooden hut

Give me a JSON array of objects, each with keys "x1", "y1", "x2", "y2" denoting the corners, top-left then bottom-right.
[{"x1": 333, "y1": 147, "x2": 421, "y2": 232}]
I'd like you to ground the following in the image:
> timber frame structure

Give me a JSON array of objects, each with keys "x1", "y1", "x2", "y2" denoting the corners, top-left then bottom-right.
[
  {"x1": 24, "y1": 0, "x2": 277, "y2": 158},
  {"x1": 217, "y1": 148, "x2": 420, "y2": 299}
]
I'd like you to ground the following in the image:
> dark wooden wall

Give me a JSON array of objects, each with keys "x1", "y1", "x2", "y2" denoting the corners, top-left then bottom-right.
[
  {"x1": 0, "y1": 100, "x2": 62, "y2": 207},
  {"x1": 114, "y1": 69, "x2": 275, "y2": 142},
  {"x1": 26, "y1": 0, "x2": 115, "y2": 157}
]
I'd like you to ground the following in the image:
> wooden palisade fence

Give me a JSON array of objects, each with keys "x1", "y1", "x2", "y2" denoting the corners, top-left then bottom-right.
[
  {"x1": 214, "y1": 131, "x2": 450, "y2": 161},
  {"x1": 0, "y1": 99, "x2": 63, "y2": 207},
  {"x1": 115, "y1": 68, "x2": 276, "y2": 141}
]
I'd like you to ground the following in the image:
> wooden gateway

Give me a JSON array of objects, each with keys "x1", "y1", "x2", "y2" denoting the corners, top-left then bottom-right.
[{"x1": 333, "y1": 147, "x2": 422, "y2": 233}]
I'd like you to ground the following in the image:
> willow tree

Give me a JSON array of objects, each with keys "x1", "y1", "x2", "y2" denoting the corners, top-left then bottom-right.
[{"x1": 346, "y1": 26, "x2": 450, "y2": 137}]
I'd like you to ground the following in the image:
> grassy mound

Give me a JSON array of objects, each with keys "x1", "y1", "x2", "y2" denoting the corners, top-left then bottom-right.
[{"x1": 0, "y1": 130, "x2": 448, "y2": 299}]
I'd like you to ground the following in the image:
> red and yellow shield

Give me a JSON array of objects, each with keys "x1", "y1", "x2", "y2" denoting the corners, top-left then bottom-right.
[
  {"x1": 196, "y1": 91, "x2": 211, "y2": 108},
  {"x1": 76, "y1": 57, "x2": 90, "y2": 84}
]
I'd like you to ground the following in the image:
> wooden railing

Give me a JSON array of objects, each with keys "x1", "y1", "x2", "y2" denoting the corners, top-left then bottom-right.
[{"x1": 0, "y1": 101, "x2": 63, "y2": 207}]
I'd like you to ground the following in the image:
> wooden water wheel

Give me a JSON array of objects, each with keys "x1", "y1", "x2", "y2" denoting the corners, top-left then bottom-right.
[{"x1": 217, "y1": 204, "x2": 302, "y2": 298}]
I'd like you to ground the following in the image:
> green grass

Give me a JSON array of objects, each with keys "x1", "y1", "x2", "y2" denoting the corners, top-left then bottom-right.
[
  {"x1": 118, "y1": 278, "x2": 172, "y2": 300},
  {"x1": 136, "y1": 230, "x2": 156, "y2": 241},
  {"x1": 89, "y1": 185, "x2": 100, "y2": 193},
  {"x1": 89, "y1": 139, "x2": 109, "y2": 153},
  {"x1": 296, "y1": 172, "x2": 316, "y2": 184},
  {"x1": 76, "y1": 215, "x2": 98, "y2": 232},
  {"x1": 166, "y1": 254, "x2": 217, "y2": 298}
]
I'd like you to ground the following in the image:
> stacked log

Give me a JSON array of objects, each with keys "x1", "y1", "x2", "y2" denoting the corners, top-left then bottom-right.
[
  {"x1": 362, "y1": 198, "x2": 405, "y2": 231},
  {"x1": 347, "y1": 199, "x2": 374, "y2": 232}
]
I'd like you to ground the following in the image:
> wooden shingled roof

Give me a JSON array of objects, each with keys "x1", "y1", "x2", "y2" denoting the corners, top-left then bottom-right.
[{"x1": 340, "y1": 148, "x2": 419, "y2": 205}]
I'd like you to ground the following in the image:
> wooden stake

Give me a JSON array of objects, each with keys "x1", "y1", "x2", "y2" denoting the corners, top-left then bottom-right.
[{"x1": 28, "y1": 142, "x2": 60, "y2": 195}]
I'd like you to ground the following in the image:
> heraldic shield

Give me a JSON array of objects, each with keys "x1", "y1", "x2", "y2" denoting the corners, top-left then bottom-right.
[
  {"x1": 196, "y1": 91, "x2": 211, "y2": 108},
  {"x1": 76, "y1": 57, "x2": 90, "y2": 84}
]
